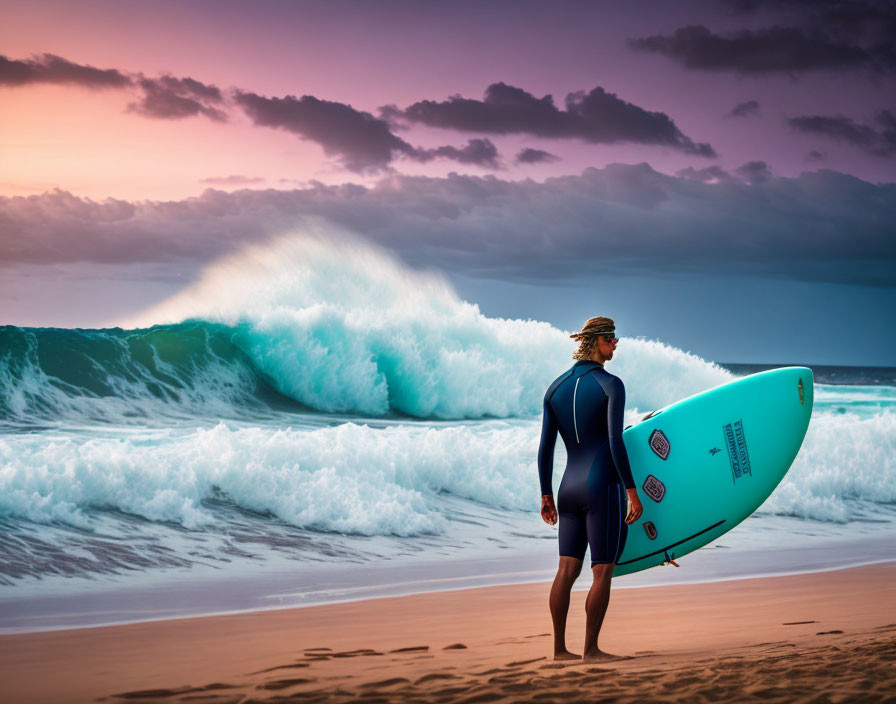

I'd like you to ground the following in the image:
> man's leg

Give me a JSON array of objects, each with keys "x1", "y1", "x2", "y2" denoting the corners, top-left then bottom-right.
[
  {"x1": 582, "y1": 562, "x2": 615, "y2": 661},
  {"x1": 549, "y1": 556, "x2": 582, "y2": 659}
]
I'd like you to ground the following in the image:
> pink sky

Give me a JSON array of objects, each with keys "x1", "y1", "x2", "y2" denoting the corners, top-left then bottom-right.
[
  {"x1": 1, "y1": 0, "x2": 894, "y2": 364},
  {"x1": 2, "y1": 0, "x2": 893, "y2": 200}
]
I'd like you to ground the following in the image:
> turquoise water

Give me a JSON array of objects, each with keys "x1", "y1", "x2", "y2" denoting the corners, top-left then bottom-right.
[{"x1": 0, "y1": 238, "x2": 892, "y2": 630}]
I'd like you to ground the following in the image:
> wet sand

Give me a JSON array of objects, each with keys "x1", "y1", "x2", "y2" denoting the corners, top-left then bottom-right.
[{"x1": 1, "y1": 562, "x2": 894, "y2": 703}]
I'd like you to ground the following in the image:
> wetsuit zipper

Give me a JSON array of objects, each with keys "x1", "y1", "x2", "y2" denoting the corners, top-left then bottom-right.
[{"x1": 573, "y1": 376, "x2": 581, "y2": 443}]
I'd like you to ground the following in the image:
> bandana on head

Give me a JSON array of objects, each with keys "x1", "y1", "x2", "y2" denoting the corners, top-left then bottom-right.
[{"x1": 570, "y1": 316, "x2": 616, "y2": 340}]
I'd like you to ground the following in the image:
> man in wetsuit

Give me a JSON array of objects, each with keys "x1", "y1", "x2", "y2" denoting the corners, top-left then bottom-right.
[{"x1": 537, "y1": 316, "x2": 643, "y2": 662}]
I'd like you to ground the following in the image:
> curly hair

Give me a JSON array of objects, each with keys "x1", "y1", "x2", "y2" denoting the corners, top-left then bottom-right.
[{"x1": 570, "y1": 316, "x2": 615, "y2": 360}]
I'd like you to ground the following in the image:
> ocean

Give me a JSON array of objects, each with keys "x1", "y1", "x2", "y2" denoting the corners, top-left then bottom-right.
[{"x1": 1, "y1": 238, "x2": 893, "y2": 632}]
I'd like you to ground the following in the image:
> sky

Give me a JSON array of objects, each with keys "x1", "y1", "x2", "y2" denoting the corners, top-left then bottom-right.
[{"x1": 1, "y1": 0, "x2": 895, "y2": 365}]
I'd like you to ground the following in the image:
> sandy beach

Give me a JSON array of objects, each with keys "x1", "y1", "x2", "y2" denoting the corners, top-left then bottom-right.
[{"x1": 1, "y1": 562, "x2": 893, "y2": 703}]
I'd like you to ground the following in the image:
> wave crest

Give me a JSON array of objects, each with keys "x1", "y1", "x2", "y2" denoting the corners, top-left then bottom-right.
[{"x1": 2, "y1": 232, "x2": 730, "y2": 424}]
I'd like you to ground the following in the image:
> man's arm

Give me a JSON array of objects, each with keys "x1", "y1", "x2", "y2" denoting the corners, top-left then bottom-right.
[
  {"x1": 537, "y1": 395, "x2": 559, "y2": 496},
  {"x1": 607, "y1": 376, "x2": 636, "y2": 490}
]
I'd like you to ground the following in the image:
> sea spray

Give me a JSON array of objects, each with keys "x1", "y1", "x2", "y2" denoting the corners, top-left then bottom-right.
[{"x1": 1, "y1": 232, "x2": 731, "y2": 425}]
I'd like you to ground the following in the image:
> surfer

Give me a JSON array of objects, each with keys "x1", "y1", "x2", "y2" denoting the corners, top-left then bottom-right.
[{"x1": 537, "y1": 316, "x2": 643, "y2": 662}]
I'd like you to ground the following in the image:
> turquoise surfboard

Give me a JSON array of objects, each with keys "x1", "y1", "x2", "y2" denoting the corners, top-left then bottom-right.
[{"x1": 614, "y1": 367, "x2": 814, "y2": 577}]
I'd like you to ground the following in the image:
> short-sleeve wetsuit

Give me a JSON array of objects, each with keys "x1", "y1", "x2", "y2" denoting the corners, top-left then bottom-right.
[{"x1": 537, "y1": 360, "x2": 635, "y2": 566}]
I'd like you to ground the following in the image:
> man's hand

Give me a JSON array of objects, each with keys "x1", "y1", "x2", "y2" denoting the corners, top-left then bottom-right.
[
  {"x1": 541, "y1": 494, "x2": 558, "y2": 525},
  {"x1": 624, "y1": 488, "x2": 643, "y2": 524}
]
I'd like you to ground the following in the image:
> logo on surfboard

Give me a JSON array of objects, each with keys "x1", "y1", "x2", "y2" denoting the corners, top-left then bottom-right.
[
  {"x1": 723, "y1": 419, "x2": 752, "y2": 483},
  {"x1": 648, "y1": 429, "x2": 670, "y2": 460},
  {"x1": 643, "y1": 475, "x2": 666, "y2": 502}
]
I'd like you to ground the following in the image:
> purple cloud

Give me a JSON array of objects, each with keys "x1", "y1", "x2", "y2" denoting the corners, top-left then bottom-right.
[
  {"x1": 234, "y1": 91, "x2": 416, "y2": 172},
  {"x1": 629, "y1": 25, "x2": 877, "y2": 74},
  {"x1": 392, "y1": 82, "x2": 716, "y2": 157},
  {"x1": 734, "y1": 160, "x2": 773, "y2": 184},
  {"x1": 414, "y1": 138, "x2": 501, "y2": 168},
  {"x1": 675, "y1": 165, "x2": 735, "y2": 183},
  {"x1": 516, "y1": 148, "x2": 560, "y2": 164},
  {"x1": 130, "y1": 75, "x2": 227, "y2": 121},
  {"x1": 2, "y1": 165, "x2": 893, "y2": 286},
  {"x1": 788, "y1": 111, "x2": 896, "y2": 156},
  {"x1": 199, "y1": 175, "x2": 266, "y2": 186},
  {"x1": 0, "y1": 53, "x2": 131, "y2": 88},
  {"x1": 727, "y1": 100, "x2": 760, "y2": 118}
]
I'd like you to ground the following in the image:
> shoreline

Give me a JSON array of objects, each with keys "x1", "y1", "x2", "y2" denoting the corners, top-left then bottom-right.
[
  {"x1": 2, "y1": 554, "x2": 895, "y2": 637},
  {"x1": 2, "y1": 562, "x2": 894, "y2": 703}
]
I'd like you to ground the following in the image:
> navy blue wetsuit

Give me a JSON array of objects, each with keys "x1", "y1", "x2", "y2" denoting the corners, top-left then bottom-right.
[{"x1": 537, "y1": 360, "x2": 635, "y2": 566}]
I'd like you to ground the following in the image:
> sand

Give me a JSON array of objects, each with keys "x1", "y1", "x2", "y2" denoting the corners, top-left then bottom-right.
[{"x1": 1, "y1": 562, "x2": 894, "y2": 703}]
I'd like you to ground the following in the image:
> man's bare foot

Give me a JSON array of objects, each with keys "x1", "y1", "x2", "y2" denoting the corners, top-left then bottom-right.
[
  {"x1": 553, "y1": 650, "x2": 581, "y2": 661},
  {"x1": 582, "y1": 649, "x2": 631, "y2": 663}
]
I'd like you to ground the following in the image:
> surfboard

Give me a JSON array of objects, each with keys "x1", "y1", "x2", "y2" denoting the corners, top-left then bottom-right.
[{"x1": 614, "y1": 366, "x2": 814, "y2": 577}]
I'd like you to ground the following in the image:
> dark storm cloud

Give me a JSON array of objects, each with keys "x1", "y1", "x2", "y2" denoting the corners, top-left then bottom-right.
[
  {"x1": 1, "y1": 52, "x2": 227, "y2": 123},
  {"x1": 234, "y1": 90, "x2": 417, "y2": 172},
  {"x1": 675, "y1": 161, "x2": 773, "y2": 184},
  {"x1": 806, "y1": 150, "x2": 827, "y2": 162},
  {"x1": 516, "y1": 148, "x2": 560, "y2": 164},
  {"x1": 675, "y1": 165, "x2": 735, "y2": 183},
  {"x1": 728, "y1": 0, "x2": 896, "y2": 39},
  {"x1": 2, "y1": 165, "x2": 893, "y2": 286},
  {"x1": 413, "y1": 139, "x2": 501, "y2": 168},
  {"x1": 629, "y1": 25, "x2": 878, "y2": 74},
  {"x1": 724, "y1": 0, "x2": 896, "y2": 71},
  {"x1": 788, "y1": 111, "x2": 896, "y2": 156},
  {"x1": 733, "y1": 160, "x2": 773, "y2": 184},
  {"x1": 0, "y1": 53, "x2": 131, "y2": 88},
  {"x1": 129, "y1": 75, "x2": 227, "y2": 121},
  {"x1": 235, "y1": 91, "x2": 507, "y2": 171},
  {"x1": 392, "y1": 82, "x2": 716, "y2": 157},
  {"x1": 727, "y1": 100, "x2": 760, "y2": 118}
]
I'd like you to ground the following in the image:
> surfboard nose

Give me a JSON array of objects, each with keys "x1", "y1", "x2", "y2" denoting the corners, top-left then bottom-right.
[{"x1": 779, "y1": 366, "x2": 814, "y2": 456}]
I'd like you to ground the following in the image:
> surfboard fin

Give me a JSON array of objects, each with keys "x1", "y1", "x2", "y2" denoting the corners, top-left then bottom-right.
[{"x1": 662, "y1": 550, "x2": 680, "y2": 567}]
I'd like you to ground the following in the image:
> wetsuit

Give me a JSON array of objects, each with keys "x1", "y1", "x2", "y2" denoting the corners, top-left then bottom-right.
[{"x1": 537, "y1": 360, "x2": 635, "y2": 566}]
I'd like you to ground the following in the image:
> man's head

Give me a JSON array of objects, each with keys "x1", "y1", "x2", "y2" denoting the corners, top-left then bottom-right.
[{"x1": 571, "y1": 316, "x2": 618, "y2": 362}]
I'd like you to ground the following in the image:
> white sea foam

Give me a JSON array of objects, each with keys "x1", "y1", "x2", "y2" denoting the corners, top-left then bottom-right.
[
  {"x1": 1, "y1": 407, "x2": 893, "y2": 534},
  {"x1": 762, "y1": 409, "x2": 896, "y2": 522},
  {"x1": 0, "y1": 421, "x2": 539, "y2": 535}
]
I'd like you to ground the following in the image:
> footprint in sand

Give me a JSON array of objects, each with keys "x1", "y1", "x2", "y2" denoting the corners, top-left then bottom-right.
[
  {"x1": 506, "y1": 657, "x2": 546, "y2": 666},
  {"x1": 359, "y1": 677, "x2": 411, "y2": 688},
  {"x1": 443, "y1": 643, "x2": 467, "y2": 650},
  {"x1": 389, "y1": 645, "x2": 429, "y2": 653},
  {"x1": 250, "y1": 662, "x2": 311, "y2": 674},
  {"x1": 582, "y1": 654, "x2": 634, "y2": 664},
  {"x1": 255, "y1": 677, "x2": 315, "y2": 691},
  {"x1": 414, "y1": 673, "x2": 462, "y2": 685},
  {"x1": 112, "y1": 683, "x2": 238, "y2": 699},
  {"x1": 817, "y1": 630, "x2": 845, "y2": 635}
]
